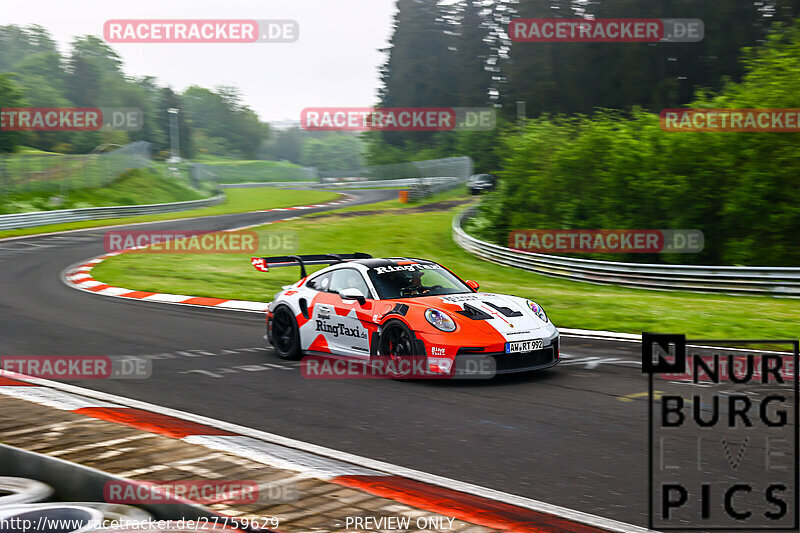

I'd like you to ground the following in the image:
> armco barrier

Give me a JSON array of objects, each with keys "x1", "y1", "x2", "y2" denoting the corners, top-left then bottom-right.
[
  {"x1": 220, "y1": 176, "x2": 464, "y2": 200},
  {"x1": 0, "y1": 194, "x2": 225, "y2": 231},
  {"x1": 219, "y1": 181, "x2": 317, "y2": 189},
  {"x1": 313, "y1": 176, "x2": 463, "y2": 200},
  {"x1": 453, "y1": 207, "x2": 800, "y2": 296}
]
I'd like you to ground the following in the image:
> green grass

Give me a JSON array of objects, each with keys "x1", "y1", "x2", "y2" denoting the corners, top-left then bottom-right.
[
  {"x1": 15, "y1": 146, "x2": 57, "y2": 155},
  {"x1": 0, "y1": 151, "x2": 135, "y2": 194},
  {"x1": 0, "y1": 168, "x2": 204, "y2": 215},
  {"x1": 0, "y1": 188, "x2": 341, "y2": 239},
  {"x1": 54, "y1": 169, "x2": 203, "y2": 207},
  {"x1": 91, "y1": 206, "x2": 800, "y2": 339},
  {"x1": 308, "y1": 186, "x2": 471, "y2": 216},
  {"x1": 195, "y1": 159, "x2": 314, "y2": 183}
]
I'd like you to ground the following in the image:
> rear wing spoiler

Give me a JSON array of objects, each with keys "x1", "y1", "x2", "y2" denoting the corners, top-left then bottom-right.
[{"x1": 250, "y1": 253, "x2": 372, "y2": 278}]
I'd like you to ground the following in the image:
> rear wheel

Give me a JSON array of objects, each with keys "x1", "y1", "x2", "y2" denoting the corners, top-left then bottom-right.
[{"x1": 272, "y1": 306, "x2": 301, "y2": 360}]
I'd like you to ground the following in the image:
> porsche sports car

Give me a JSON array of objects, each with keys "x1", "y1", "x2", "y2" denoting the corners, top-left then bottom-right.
[{"x1": 251, "y1": 253, "x2": 560, "y2": 377}]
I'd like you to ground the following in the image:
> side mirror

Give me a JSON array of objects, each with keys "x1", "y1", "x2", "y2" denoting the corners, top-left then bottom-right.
[
  {"x1": 339, "y1": 288, "x2": 366, "y2": 305},
  {"x1": 466, "y1": 280, "x2": 480, "y2": 291}
]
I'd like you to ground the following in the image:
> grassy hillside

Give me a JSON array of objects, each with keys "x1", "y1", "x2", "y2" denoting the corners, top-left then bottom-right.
[{"x1": 0, "y1": 168, "x2": 204, "y2": 215}]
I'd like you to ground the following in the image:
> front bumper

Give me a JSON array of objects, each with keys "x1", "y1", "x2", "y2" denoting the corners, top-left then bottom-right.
[{"x1": 453, "y1": 337, "x2": 560, "y2": 375}]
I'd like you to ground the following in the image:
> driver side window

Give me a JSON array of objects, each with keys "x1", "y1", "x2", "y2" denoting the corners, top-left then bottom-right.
[
  {"x1": 307, "y1": 272, "x2": 331, "y2": 292},
  {"x1": 329, "y1": 269, "x2": 371, "y2": 298}
]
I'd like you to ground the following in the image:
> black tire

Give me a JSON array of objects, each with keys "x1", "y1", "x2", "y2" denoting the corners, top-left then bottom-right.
[
  {"x1": 377, "y1": 321, "x2": 420, "y2": 378},
  {"x1": 271, "y1": 306, "x2": 301, "y2": 360}
]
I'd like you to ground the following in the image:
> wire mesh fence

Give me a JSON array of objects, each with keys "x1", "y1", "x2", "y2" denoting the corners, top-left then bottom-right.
[
  {"x1": 318, "y1": 156, "x2": 473, "y2": 182},
  {"x1": 195, "y1": 163, "x2": 318, "y2": 184},
  {"x1": 0, "y1": 142, "x2": 152, "y2": 199}
]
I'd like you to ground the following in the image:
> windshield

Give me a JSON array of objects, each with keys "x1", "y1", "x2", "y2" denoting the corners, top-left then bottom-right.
[{"x1": 367, "y1": 264, "x2": 472, "y2": 299}]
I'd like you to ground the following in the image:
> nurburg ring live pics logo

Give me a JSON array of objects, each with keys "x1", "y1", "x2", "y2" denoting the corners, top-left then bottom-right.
[{"x1": 643, "y1": 333, "x2": 799, "y2": 530}]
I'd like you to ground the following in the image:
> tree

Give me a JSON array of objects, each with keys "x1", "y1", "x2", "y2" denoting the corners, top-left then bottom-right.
[
  {"x1": 378, "y1": 0, "x2": 455, "y2": 147},
  {"x1": 300, "y1": 134, "x2": 363, "y2": 171},
  {"x1": 182, "y1": 86, "x2": 267, "y2": 159},
  {"x1": 153, "y1": 87, "x2": 194, "y2": 159},
  {"x1": 0, "y1": 74, "x2": 26, "y2": 152},
  {"x1": 261, "y1": 127, "x2": 305, "y2": 163},
  {"x1": 449, "y1": 0, "x2": 495, "y2": 107},
  {"x1": 0, "y1": 25, "x2": 59, "y2": 72}
]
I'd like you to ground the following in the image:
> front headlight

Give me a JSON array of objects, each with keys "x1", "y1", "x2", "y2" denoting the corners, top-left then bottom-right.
[
  {"x1": 425, "y1": 309, "x2": 456, "y2": 332},
  {"x1": 526, "y1": 300, "x2": 549, "y2": 323}
]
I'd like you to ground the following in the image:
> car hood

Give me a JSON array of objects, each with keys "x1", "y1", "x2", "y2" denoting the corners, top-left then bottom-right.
[{"x1": 405, "y1": 292, "x2": 551, "y2": 338}]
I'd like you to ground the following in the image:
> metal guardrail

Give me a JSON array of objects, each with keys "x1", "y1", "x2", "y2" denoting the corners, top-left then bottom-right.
[
  {"x1": 318, "y1": 156, "x2": 472, "y2": 182},
  {"x1": 220, "y1": 181, "x2": 318, "y2": 189},
  {"x1": 220, "y1": 177, "x2": 464, "y2": 199},
  {"x1": 312, "y1": 177, "x2": 458, "y2": 191},
  {"x1": 0, "y1": 194, "x2": 225, "y2": 231},
  {"x1": 453, "y1": 207, "x2": 800, "y2": 296},
  {"x1": 312, "y1": 178, "x2": 420, "y2": 189}
]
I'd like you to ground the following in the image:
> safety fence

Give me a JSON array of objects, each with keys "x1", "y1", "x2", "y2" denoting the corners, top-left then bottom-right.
[
  {"x1": 0, "y1": 194, "x2": 224, "y2": 231},
  {"x1": 453, "y1": 207, "x2": 800, "y2": 296},
  {"x1": 318, "y1": 156, "x2": 473, "y2": 182},
  {"x1": 192, "y1": 163, "x2": 318, "y2": 185},
  {"x1": 220, "y1": 176, "x2": 465, "y2": 201},
  {"x1": 0, "y1": 142, "x2": 152, "y2": 199}
]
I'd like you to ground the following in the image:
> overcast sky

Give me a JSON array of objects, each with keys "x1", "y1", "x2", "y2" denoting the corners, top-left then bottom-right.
[{"x1": 3, "y1": 0, "x2": 398, "y2": 123}]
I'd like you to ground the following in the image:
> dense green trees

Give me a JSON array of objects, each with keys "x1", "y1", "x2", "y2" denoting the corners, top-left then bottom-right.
[
  {"x1": 367, "y1": 1, "x2": 800, "y2": 265},
  {"x1": 0, "y1": 25, "x2": 268, "y2": 157},
  {"x1": 474, "y1": 18, "x2": 800, "y2": 266},
  {"x1": 0, "y1": 74, "x2": 25, "y2": 152},
  {"x1": 260, "y1": 128, "x2": 364, "y2": 172},
  {"x1": 368, "y1": 0, "x2": 800, "y2": 172}
]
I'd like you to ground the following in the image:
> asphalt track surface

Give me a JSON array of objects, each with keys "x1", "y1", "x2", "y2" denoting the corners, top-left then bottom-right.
[{"x1": 0, "y1": 188, "x2": 710, "y2": 528}]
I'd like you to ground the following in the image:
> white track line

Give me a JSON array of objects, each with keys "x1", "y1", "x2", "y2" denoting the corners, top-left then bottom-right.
[
  {"x1": 2, "y1": 372, "x2": 653, "y2": 533},
  {"x1": 561, "y1": 328, "x2": 794, "y2": 355}
]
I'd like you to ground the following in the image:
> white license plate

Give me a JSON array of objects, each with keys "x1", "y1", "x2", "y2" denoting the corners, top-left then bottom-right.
[{"x1": 505, "y1": 339, "x2": 544, "y2": 353}]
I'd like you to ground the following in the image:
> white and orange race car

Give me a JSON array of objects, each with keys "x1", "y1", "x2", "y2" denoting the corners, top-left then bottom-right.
[{"x1": 251, "y1": 254, "x2": 560, "y2": 377}]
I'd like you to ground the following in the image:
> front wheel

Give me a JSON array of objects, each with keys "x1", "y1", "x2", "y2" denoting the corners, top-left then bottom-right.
[
  {"x1": 377, "y1": 321, "x2": 421, "y2": 378},
  {"x1": 271, "y1": 306, "x2": 301, "y2": 360}
]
